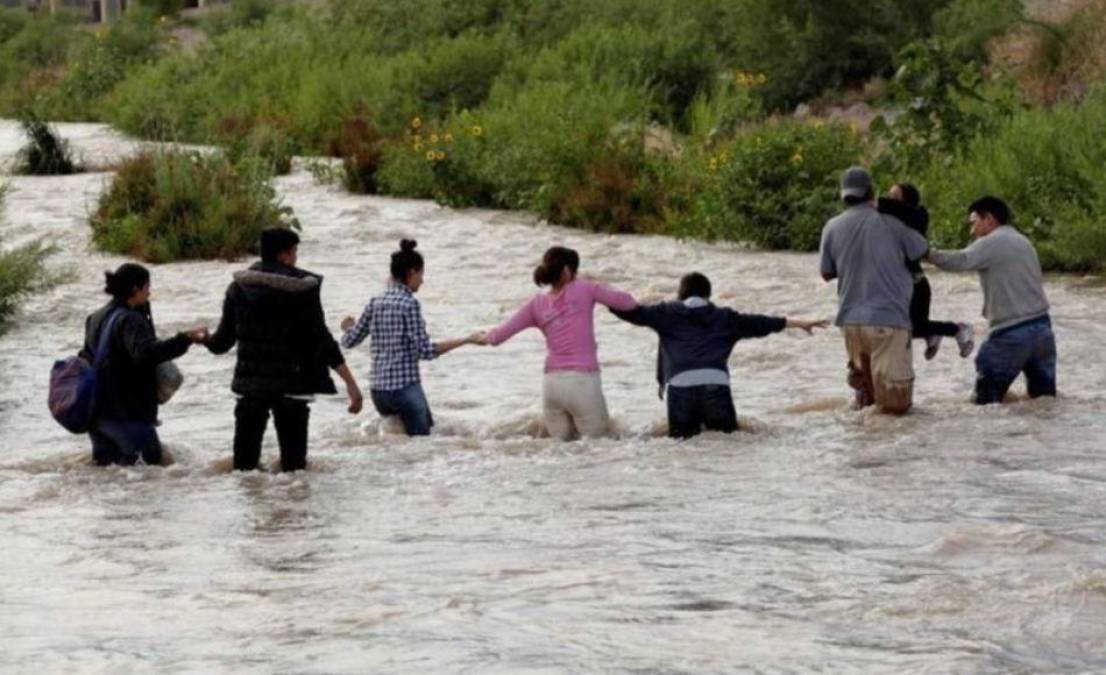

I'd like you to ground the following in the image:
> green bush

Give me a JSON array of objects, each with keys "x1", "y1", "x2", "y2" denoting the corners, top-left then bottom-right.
[
  {"x1": 671, "y1": 120, "x2": 863, "y2": 250},
  {"x1": 0, "y1": 10, "x2": 85, "y2": 115},
  {"x1": 14, "y1": 112, "x2": 79, "y2": 175},
  {"x1": 90, "y1": 150, "x2": 298, "y2": 262},
  {"x1": 41, "y1": 10, "x2": 162, "y2": 120},
  {"x1": 922, "y1": 87, "x2": 1106, "y2": 272}
]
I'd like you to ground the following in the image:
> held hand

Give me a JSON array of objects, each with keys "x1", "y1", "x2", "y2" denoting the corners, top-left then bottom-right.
[
  {"x1": 340, "y1": 316, "x2": 356, "y2": 332},
  {"x1": 347, "y1": 383, "x2": 364, "y2": 415},
  {"x1": 186, "y1": 326, "x2": 209, "y2": 343},
  {"x1": 468, "y1": 330, "x2": 489, "y2": 346}
]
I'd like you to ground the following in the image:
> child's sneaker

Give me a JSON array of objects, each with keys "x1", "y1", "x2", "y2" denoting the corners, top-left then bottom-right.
[
  {"x1": 955, "y1": 323, "x2": 975, "y2": 358},
  {"x1": 924, "y1": 335, "x2": 942, "y2": 360}
]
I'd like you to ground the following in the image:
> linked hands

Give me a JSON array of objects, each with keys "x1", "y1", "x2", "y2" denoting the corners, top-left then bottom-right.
[
  {"x1": 467, "y1": 330, "x2": 488, "y2": 346},
  {"x1": 340, "y1": 315, "x2": 356, "y2": 332},
  {"x1": 185, "y1": 326, "x2": 209, "y2": 343}
]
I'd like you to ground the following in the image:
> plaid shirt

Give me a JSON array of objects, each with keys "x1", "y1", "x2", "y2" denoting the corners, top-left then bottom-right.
[{"x1": 342, "y1": 283, "x2": 437, "y2": 391}]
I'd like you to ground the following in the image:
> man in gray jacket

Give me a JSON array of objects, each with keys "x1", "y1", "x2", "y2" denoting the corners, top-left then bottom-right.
[
  {"x1": 928, "y1": 196, "x2": 1056, "y2": 404},
  {"x1": 820, "y1": 166, "x2": 929, "y2": 413}
]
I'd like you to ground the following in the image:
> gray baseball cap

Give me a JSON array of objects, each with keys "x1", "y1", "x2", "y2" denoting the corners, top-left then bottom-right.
[{"x1": 840, "y1": 166, "x2": 873, "y2": 200}]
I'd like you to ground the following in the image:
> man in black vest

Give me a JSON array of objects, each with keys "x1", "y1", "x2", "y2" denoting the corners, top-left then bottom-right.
[{"x1": 206, "y1": 228, "x2": 363, "y2": 471}]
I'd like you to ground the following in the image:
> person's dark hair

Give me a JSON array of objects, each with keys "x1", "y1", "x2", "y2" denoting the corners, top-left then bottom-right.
[
  {"x1": 390, "y1": 239, "x2": 424, "y2": 282},
  {"x1": 533, "y1": 246, "x2": 580, "y2": 287},
  {"x1": 104, "y1": 263, "x2": 150, "y2": 301},
  {"x1": 678, "y1": 272, "x2": 712, "y2": 300},
  {"x1": 260, "y1": 227, "x2": 300, "y2": 263},
  {"x1": 843, "y1": 189, "x2": 874, "y2": 206},
  {"x1": 894, "y1": 183, "x2": 921, "y2": 210},
  {"x1": 969, "y1": 196, "x2": 1011, "y2": 225}
]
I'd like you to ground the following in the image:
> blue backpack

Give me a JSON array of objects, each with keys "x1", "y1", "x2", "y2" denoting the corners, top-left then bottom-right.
[{"x1": 48, "y1": 309, "x2": 123, "y2": 434}]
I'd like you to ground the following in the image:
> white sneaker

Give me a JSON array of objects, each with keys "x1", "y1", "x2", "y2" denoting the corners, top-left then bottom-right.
[
  {"x1": 955, "y1": 323, "x2": 974, "y2": 358},
  {"x1": 924, "y1": 335, "x2": 942, "y2": 360}
]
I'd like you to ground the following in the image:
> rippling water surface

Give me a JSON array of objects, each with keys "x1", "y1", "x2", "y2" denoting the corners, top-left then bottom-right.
[{"x1": 2, "y1": 122, "x2": 1105, "y2": 672}]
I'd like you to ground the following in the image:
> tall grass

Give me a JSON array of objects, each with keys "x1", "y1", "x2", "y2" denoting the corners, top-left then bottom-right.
[{"x1": 14, "y1": 112, "x2": 79, "y2": 175}]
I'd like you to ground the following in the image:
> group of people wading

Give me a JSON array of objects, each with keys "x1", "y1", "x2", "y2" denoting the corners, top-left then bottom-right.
[{"x1": 78, "y1": 165, "x2": 1057, "y2": 470}]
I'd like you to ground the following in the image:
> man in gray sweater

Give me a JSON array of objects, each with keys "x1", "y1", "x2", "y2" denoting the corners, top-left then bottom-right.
[{"x1": 928, "y1": 196, "x2": 1056, "y2": 404}]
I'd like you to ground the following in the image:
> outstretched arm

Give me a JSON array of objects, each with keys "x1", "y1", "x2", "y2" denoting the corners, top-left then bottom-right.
[
  {"x1": 341, "y1": 303, "x2": 373, "y2": 349},
  {"x1": 205, "y1": 289, "x2": 237, "y2": 355},
  {"x1": 610, "y1": 303, "x2": 664, "y2": 329},
  {"x1": 592, "y1": 283, "x2": 637, "y2": 312},
  {"x1": 785, "y1": 318, "x2": 829, "y2": 334},
  {"x1": 928, "y1": 238, "x2": 993, "y2": 272},
  {"x1": 485, "y1": 298, "x2": 537, "y2": 346}
]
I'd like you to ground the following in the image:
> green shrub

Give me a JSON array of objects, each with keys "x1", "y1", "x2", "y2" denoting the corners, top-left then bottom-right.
[
  {"x1": 0, "y1": 10, "x2": 85, "y2": 115},
  {"x1": 90, "y1": 150, "x2": 298, "y2": 262},
  {"x1": 41, "y1": 10, "x2": 162, "y2": 120},
  {"x1": 671, "y1": 120, "x2": 863, "y2": 250},
  {"x1": 14, "y1": 112, "x2": 79, "y2": 175},
  {"x1": 922, "y1": 87, "x2": 1106, "y2": 272},
  {"x1": 203, "y1": 0, "x2": 277, "y2": 36},
  {"x1": 472, "y1": 81, "x2": 652, "y2": 219}
]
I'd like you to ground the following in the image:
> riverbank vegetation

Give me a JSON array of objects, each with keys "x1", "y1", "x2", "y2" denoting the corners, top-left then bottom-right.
[
  {"x1": 90, "y1": 150, "x2": 298, "y2": 262},
  {"x1": 2, "y1": 0, "x2": 1105, "y2": 270},
  {"x1": 13, "y1": 112, "x2": 79, "y2": 175}
]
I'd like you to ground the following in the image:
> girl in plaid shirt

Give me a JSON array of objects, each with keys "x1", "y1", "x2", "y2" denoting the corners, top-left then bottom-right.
[{"x1": 341, "y1": 240, "x2": 479, "y2": 435}]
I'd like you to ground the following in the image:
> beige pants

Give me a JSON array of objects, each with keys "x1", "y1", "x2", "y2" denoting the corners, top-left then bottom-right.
[
  {"x1": 843, "y1": 326, "x2": 915, "y2": 414},
  {"x1": 542, "y1": 371, "x2": 612, "y2": 441}
]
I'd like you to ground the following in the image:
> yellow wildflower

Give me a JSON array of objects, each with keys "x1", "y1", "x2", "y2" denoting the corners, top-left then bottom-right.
[
  {"x1": 471, "y1": 125, "x2": 483, "y2": 137},
  {"x1": 413, "y1": 142, "x2": 423, "y2": 152},
  {"x1": 791, "y1": 152, "x2": 803, "y2": 165},
  {"x1": 411, "y1": 116, "x2": 423, "y2": 129},
  {"x1": 426, "y1": 150, "x2": 436, "y2": 161},
  {"x1": 430, "y1": 133, "x2": 439, "y2": 144},
  {"x1": 435, "y1": 151, "x2": 446, "y2": 161},
  {"x1": 444, "y1": 133, "x2": 454, "y2": 144},
  {"x1": 756, "y1": 73, "x2": 767, "y2": 85}
]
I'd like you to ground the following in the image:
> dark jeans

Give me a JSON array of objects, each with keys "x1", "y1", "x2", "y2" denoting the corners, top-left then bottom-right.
[
  {"x1": 89, "y1": 418, "x2": 162, "y2": 466},
  {"x1": 911, "y1": 277, "x2": 959, "y2": 339},
  {"x1": 234, "y1": 397, "x2": 310, "y2": 472},
  {"x1": 975, "y1": 315, "x2": 1057, "y2": 405},
  {"x1": 666, "y1": 384, "x2": 738, "y2": 440},
  {"x1": 371, "y1": 384, "x2": 434, "y2": 436}
]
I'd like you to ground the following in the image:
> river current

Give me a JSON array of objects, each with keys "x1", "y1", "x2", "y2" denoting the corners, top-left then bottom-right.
[{"x1": 1, "y1": 122, "x2": 1105, "y2": 672}]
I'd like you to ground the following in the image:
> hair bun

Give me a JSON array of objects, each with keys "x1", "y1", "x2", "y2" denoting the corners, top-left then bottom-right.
[{"x1": 400, "y1": 239, "x2": 417, "y2": 252}]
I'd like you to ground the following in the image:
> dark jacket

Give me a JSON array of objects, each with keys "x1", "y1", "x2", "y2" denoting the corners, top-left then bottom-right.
[
  {"x1": 83, "y1": 300, "x2": 191, "y2": 423},
  {"x1": 206, "y1": 261, "x2": 345, "y2": 398},
  {"x1": 878, "y1": 197, "x2": 930, "y2": 276},
  {"x1": 612, "y1": 301, "x2": 786, "y2": 396}
]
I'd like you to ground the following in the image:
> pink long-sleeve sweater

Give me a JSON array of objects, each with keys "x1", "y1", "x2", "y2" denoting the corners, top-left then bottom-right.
[{"x1": 486, "y1": 279, "x2": 637, "y2": 372}]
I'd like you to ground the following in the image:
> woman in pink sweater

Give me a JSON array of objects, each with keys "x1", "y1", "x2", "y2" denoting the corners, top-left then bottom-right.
[{"x1": 478, "y1": 246, "x2": 637, "y2": 440}]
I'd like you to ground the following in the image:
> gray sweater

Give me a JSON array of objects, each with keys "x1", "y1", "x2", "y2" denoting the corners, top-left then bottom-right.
[{"x1": 929, "y1": 226, "x2": 1049, "y2": 332}]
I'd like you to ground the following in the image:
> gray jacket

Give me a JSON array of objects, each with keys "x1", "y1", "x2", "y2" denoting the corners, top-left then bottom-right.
[{"x1": 929, "y1": 226, "x2": 1049, "y2": 332}]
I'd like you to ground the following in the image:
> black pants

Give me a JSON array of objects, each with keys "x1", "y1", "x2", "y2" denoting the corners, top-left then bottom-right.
[
  {"x1": 233, "y1": 397, "x2": 310, "y2": 472},
  {"x1": 911, "y1": 277, "x2": 959, "y2": 339},
  {"x1": 666, "y1": 385, "x2": 738, "y2": 440}
]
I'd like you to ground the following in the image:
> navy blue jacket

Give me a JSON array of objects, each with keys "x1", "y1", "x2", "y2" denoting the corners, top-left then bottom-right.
[{"x1": 612, "y1": 301, "x2": 786, "y2": 396}]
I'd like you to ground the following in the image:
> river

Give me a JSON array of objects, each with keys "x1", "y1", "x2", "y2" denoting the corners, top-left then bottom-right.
[{"x1": 1, "y1": 121, "x2": 1105, "y2": 672}]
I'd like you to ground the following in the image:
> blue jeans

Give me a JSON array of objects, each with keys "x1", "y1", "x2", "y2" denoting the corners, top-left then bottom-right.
[
  {"x1": 975, "y1": 315, "x2": 1057, "y2": 405},
  {"x1": 666, "y1": 385, "x2": 738, "y2": 439},
  {"x1": 89, "y1": 418, "x2": 162, "y2": 466},
  {"x1": 371, "y1": 384, "x2": 434, "y2": 436}
]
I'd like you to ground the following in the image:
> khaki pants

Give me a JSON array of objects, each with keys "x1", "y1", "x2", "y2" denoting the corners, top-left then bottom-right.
[
  {"x1": 542, "y1": 371, "x2": 612, "y2": 441},
  {"x1": 843, "y1": 326, "x2": 915, "y2": 414}
]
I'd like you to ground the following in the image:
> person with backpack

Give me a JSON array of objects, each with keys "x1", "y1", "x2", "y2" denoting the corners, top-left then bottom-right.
[
  {"x1": 82, "y1": 263, "x2": 208, "y2": 466},
  {"x1": 204, "y1": 228, "x2": 363, "y2": 471}
]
